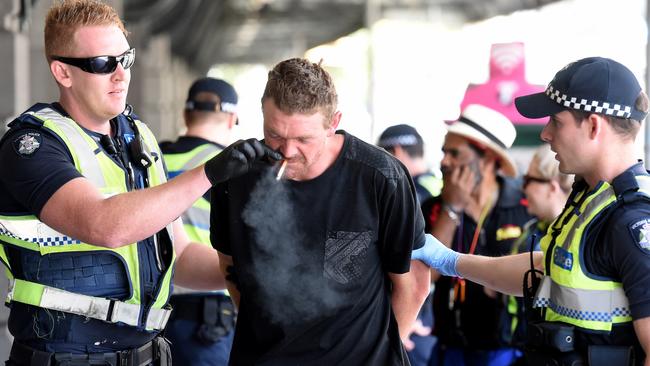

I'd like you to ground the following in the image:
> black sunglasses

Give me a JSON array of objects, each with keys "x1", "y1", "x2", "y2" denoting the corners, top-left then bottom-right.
[
  {"x1": 523, "y1": 174, "x2": 551, "y2": 188},
  {"x1": 52, "y1": 48, "x2": 135, "y2": 74}
]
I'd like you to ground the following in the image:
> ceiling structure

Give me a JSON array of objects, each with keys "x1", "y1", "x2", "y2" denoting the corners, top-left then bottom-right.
[{"x1": 121, "y1": 0, "x2": 560, "y2": 73}]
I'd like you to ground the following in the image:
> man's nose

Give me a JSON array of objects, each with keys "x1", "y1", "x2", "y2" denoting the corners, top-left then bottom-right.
[
  {"x1": 279, "y1": 140, "x2": 298, "y2": 158},
  {"x1": 540, "y1": 123, "x2": 552, "y2": 143}
]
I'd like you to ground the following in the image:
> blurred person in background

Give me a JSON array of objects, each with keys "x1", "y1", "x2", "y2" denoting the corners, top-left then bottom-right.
[
  {"x1": 505, "y1": 143, "x2": 573, "y2": 365},
  {"x1": 378, "y1": 124, "x2": 443, "y2": 203},
  {"x1": 378, "y1": 123, "x2": 441, "y2": 366},
  {"x1": 160, "y1": 77, "x2": 239, "y2": 365},
  {"x1": 420, "y1": 104, "x2": 532, "y2": 366}
]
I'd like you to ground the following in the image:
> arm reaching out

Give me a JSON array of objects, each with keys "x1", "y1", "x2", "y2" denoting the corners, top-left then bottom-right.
[
  {"x1": 412, "y1": 234, "x2": 541, "y2": 296},
  {"x1": 411, "y1": 234, "x2": 461, "y2": 277}
]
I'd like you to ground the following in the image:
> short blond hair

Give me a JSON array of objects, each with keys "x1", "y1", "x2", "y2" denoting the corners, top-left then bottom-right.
[
  {"x1": 44, "y1": 0, "x2": 127, "y2": 60},
  {"x1": 531, "y1": 143, "x2": 574, "y2": 192},
  {"x1": 262, "y1": 58, "x2": 338, "y2": 124}
]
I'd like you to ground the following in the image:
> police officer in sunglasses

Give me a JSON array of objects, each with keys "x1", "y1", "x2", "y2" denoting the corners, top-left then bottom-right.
[{"x1": 0, "y1": 1, "x2": 281, "y2": 365}]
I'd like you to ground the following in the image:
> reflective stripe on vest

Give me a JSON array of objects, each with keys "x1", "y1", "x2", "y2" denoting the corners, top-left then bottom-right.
[
  {"x1": 533, "y1": 178, "x2": 650, "y2": 331},
  {"x1": 10, "y1": 278, "x2": 170, "y2": 330},
  {"x1": 0, "y1": 106, "x2": 175, "y2": 330}
]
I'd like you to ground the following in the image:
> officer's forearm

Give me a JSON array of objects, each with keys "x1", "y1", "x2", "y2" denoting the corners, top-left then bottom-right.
[
  {"x1": 99, "y1": 166, "x2": 212, "y2": 246},
  {"x1": 456, "y1": 252, "x2": 539, "y2": 296},
  {"x1": 41, "y1": 165, "x2": 212, "y2": 248}
]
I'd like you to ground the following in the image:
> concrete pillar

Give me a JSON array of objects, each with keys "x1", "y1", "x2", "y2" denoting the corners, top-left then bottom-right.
[
  {"x1": 128, "y1": 23, "x2": 199, "y2": 142},
  {"x1": 0, "y1": 1, "x2": 29, "y2": 358},
  {"x1": 0, "y1": 30, "x2": 29, "y2": 132}
]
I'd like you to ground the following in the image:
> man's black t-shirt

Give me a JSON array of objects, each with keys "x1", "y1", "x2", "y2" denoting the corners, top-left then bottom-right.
[
  {"x1": 421, "y1": 177, "x2": 532, "y2": 349},
  {"x1": 211, "y1": 131, "x2": 425, "y2": 365}
]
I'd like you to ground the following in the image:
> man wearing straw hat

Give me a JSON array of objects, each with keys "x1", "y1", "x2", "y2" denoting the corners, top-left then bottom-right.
[{"x1": 421, "y1": 104, "x2": 532, "y2": 365}]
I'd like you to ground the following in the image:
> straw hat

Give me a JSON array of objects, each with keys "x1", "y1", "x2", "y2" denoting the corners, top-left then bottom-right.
[{"x1": 447, "y1": 104, "x2": 517, "y2": 177}]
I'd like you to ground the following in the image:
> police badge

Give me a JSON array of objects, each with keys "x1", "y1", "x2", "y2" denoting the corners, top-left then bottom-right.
[
  {"x1": 630, "y1": 218, "x2": 650, "y2": 252},
  {"x1": 12, "y1": 131, "x2": 42, "y2": 158}
]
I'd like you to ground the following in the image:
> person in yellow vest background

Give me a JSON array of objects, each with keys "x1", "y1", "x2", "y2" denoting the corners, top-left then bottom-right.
[
  {"x1": 0, "y1": 1, "x2": 281, "y2": 365},
  {"x1": 159, "y1": 78, "x2": 238, "y2": 365},
  {"x1": 412, "y1": 57, "x2": 650, "y2": 366},
  {"x1": 506, "y1": 143, "x2": 573, "y2": 365}
]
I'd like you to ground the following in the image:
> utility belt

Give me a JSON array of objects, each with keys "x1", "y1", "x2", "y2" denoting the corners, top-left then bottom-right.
[
  {"x1": 7, "y1": 337, "x2": 171, "y2": 366},
  {"x1": 524, "y1": 322, "x2": 635, "y2": 366},
  {"x1": 169, "y1": 294, "x2": 235, "y2": 345}
]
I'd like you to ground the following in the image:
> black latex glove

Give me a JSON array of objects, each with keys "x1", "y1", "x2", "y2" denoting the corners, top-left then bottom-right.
[{"x1": 204, "y1": 138, "x2": 283, "y2": 185}]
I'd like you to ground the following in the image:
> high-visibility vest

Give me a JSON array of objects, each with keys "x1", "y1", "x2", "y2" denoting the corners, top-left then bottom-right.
[
  {"x1": 163, "y1": 144, "x2": 221, "y2": 245},
  {"x1": 415, "y1": 173, "x2": 443, "y2": 199},
  {"x1": 533, "y1": 175, "x2": 650, "y2": 332},
  {"x1": 0, "y1": 104, "x2": 175, "y2": 331}
]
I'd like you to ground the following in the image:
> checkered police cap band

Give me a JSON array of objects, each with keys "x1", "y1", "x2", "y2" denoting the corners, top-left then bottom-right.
[
  {"x1": 378, "y1": 135, "x2": 420, "y2": 147},
  {"x1": 545, "y1": 85, "x2": 632, "y2": 119}
]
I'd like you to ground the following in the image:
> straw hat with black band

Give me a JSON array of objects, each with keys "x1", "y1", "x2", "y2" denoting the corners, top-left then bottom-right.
[{"x1": 446, "y1": 104, "x2": 518, "y2": 177}]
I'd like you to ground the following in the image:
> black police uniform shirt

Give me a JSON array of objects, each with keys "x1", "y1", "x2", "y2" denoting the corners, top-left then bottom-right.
[
  {"x1": 560, "y1": 162, "x2": 650, "y2": 362},
  {"x1": 421, "y1": 177, "x2": 533, "y2": 350},
  {"x1": 0, "y1": 103, "x2": 165, "y2": 353},
  {"x1": 211, "y1": 131, "x2": 425, "y2": 365}
]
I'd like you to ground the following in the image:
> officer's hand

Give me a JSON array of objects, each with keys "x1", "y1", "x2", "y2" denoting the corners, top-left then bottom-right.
[
  {"x1": 204, "y1": 138, "x2": 283, "y2": 185},
  {"x1": 411, "y1": 234, "x2": 461, "y2": 277}
]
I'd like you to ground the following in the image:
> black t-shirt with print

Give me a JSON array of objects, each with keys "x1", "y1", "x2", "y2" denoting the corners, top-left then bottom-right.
[
  {"x1": 422, "y1": 177, "x2": 533, "y2": 350},
  {"x1": 211, "y1": 131, "x2": 425, "y2": 365}
]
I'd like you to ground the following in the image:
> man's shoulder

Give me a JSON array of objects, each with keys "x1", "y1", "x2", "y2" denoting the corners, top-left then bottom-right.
[
  {"x1": 340, "y1": 131, "x2": 406, "y2": 180},
  {"x1": 160, "y1": 136, "x2": 220, "y2": 155}
]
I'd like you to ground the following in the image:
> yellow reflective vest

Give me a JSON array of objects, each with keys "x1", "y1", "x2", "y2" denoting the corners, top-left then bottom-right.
[
  {"x1": 533, "y1": 176, "x2": 650, "y2": 332},
  {"x1": 163, "y1": 143, "x2": 221, "y2": 245},
  {"x1": 0, "y1": 104, "x2": 175, "y2": 331}
]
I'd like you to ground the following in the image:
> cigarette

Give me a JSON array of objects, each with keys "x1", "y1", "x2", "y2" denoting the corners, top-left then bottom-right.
[{"x1": 276, "y1": 160, "x2": 287, "y2": 181}]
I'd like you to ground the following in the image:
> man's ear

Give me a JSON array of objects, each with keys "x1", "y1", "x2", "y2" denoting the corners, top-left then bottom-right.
[
  {"x1": 327, "y1": 111, "x2": 342, "y2": 136},
  {"x1": 228, "y1": 113, "x2": 238, "y2": 129},
  {"x1": 50, "y1": 61, "x2": 72, "y2": 88},
  {"x1": 586, "y1": 113, "x2": 604, "y2": 140}
]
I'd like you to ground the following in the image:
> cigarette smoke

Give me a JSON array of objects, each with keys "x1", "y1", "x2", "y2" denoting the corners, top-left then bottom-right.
[{"x1": 241, "y1": 168, "x2": 341, "y2": 327}]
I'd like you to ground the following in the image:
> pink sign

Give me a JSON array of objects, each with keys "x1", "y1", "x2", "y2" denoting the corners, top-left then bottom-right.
[{"x1": 460, "y1": 42, "x2": 546, "y2": 125}]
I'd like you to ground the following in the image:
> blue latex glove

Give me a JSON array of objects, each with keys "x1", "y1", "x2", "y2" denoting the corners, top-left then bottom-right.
[{"x1": 411, "y1": 234, "x2": 461, "y2": 277}]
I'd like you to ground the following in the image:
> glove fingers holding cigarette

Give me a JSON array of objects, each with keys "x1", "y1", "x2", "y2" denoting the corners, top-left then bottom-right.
[{"x1": 204, "y1": 138, "x2": 283, "y2": 185}]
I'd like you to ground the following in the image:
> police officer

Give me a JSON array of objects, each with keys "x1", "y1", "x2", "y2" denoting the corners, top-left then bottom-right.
[
  {"x1": 378, "y1": 124, "x2": 442, "y2": 203},
  {"x1": 0, "y1": 1, "x2": 280, "y2": 365},
  {"x1": 413, "y1": 57, "x2": 650, "y2": 365},
  {"x1": 160, "y1": 78, "x2": 238, "y2": 365}
]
